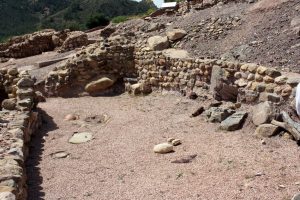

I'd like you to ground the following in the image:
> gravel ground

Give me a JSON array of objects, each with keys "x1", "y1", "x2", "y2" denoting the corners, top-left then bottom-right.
[{"x1": 26, "y1": 93, "x2": 300, "y2": 200}]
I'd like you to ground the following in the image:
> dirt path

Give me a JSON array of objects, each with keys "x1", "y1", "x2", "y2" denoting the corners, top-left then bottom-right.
[{"x1": 26, "y1": 93, "x2": 300, "y2": 200}]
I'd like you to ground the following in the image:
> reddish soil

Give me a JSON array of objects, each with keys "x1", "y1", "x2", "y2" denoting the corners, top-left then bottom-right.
[{"x1": 26, "y1": 93, "x2": 300, "y2": 200}]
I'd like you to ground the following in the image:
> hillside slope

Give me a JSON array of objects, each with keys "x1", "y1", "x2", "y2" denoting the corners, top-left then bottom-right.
[{"x1": 0, "y1": 0, "x2": 156, "y2": 41}]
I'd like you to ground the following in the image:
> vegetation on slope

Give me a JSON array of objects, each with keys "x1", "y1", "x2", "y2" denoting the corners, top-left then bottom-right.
[{"x1": 0, "y1": 0, "x2": 156, "y2": 41}]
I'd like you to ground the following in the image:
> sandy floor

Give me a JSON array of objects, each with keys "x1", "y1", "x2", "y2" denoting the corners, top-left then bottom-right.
[{"x1": 26, "y1": 93, "x2": 300, "y2": 200}]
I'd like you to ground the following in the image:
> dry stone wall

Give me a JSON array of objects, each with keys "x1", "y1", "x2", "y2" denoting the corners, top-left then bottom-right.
[
  {"x1": 178, "y1": 0, "x2": 256, "y2": 13},
  {"x1": 45, "y1": 35, "x2": 135, "y2": 96},
  {"x1": 134, "y1": 45, "x2": 294, "y2": 103},
  {"x1": 0, "y1": 70, "x2": 41, "y2": 200},
  {"x1": 0, "y1": 30, "x2": 89, "y2": 60},
  {"x1": 43, "y1": 34, "x2": 298, "y2": 104}
]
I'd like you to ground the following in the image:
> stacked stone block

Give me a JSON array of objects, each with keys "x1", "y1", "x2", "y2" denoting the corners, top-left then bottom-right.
[
  {"x1": 0, "y1": 70, "x2": 40, "y2": 200},
  {"x1": 58, "y1": 31, "x2": 89, "y2": 53},
  {"x1": 45, "y1": 35, "x2": 136, "y2": 96}
]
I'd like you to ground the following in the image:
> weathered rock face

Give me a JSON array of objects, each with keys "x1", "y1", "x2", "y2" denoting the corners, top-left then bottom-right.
[
  {"x1": 85, "y1": 77, "x2": 117, "y2": 94},
  {"x1": 254, "y1": 124, "x2": 280, "y2": 138},
  {"x1": 147, "y1": 36, "x2": 170, "y2": 51},
  {"x1": 252, "y1": 101, "x2": 275, "y2": 126},
  {"x1": 220, "y1": 111, "x2": 248, "y2": 131},
  {"x1": 166, "y1": 29, "x2": 187, "y2": 41}
]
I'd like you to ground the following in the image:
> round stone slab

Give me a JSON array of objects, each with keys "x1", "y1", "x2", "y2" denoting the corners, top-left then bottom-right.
[
  {"x1": 51, "y1": 151, "x2": 69, "y2": 159},
  {"x1": 69, "y1": 132, "x2": 93, "y2": 144}
]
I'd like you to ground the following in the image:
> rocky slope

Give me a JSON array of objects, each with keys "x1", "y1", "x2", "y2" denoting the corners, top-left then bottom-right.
[{"x1": 114, "y1": 0, "x2": 300, "y2": 72}]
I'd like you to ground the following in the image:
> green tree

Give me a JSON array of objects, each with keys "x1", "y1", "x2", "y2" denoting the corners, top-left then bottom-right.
[{"x1": 86, "y1": 13, "x2": 110, "y2": 29}]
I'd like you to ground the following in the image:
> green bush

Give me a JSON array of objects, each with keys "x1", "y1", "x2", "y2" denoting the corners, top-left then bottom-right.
[
  {"x1": 86, "y1": 13, "x2": 109, "y2": 29},
  {"x1": 111, "y1": 16, "x2": 129, "y2": 24}
]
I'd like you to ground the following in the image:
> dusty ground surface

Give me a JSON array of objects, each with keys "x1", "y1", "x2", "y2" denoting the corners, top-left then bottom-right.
[{"x1": 26, "y1": 93, "x2": 300, "y2": 200}]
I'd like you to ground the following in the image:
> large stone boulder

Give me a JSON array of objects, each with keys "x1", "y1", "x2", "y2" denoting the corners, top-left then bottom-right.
[
  {"x1": 166, "y1": 29, "x2": 187, "y2": 41},
  {"x1": 85, "y1": 77, "x2": 116, "y2": 94},
  {"x1": 147, "y1": 36, "x2": 170, "y2": 51},
  {"x1": 252, "y1": 101, "x2": 275, "y2": 126},
  {"x1": 220, "y1": 111, "x2": 248, "y2": 131}
]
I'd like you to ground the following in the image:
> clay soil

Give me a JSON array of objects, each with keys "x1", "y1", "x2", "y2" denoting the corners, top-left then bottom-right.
[{"x1": 26, "y1": 93, "x2": 300, "y2": 200}]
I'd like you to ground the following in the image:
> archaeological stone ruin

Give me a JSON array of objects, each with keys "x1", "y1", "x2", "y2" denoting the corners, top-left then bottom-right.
[{"x1": 0, "y1": 0, "x2": 300, "y2": 199}]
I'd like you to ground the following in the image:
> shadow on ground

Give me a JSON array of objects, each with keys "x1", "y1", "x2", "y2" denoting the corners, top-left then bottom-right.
[{"x1": 26, "y1": 108, "x2": 58, "y2": 200}]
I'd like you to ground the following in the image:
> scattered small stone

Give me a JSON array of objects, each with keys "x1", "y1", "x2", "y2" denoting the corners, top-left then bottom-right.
[
  {"x1": 51, "y1": 151, "x2": 69, "y2": 159},
  {"x1": 188, "y1": 91, "x2": 198, "y2": 100},
  {"x1": 153, "y1": 143, "x2": 174, "y2": 154},
  {"x1": 261, "y1": 139, "x2": 266, "y2": 145},
  {"x1": 190, "y1": 106, "x2": 204, "y2": 117},
  {"x1": 167, "y1": 138, "x2": 175, "y2": 143},
  {"x1": 171, "y1": 154, "x2": 197, "y2": 164},
  {"x1": 278, "y1": 185, "x2": 286, "y2": 189},
  {"x1": 282, "y1": 132, "x2": 294, "y2": 140},
  {"x1": 255, "y1": 172, "x2": 265, "y2": 176},
  {"x1": 84, "y1": 114, "x2": 109, "y2": 124},
  {"x1": 209, "y1": 101, "x2": 222, "y2": 108},
  {"x1": 235, "y1": 102, "x2": 241, "y2": 109},
  {"x1": 64, "y1": 114, "x2": 79, "y2": 121},
  {"x1": 172, "y1": 139, "x2": 181, "y2": 146},
  {"x1": 69, "y1": 132, "x2": 93, "y2": 144}
]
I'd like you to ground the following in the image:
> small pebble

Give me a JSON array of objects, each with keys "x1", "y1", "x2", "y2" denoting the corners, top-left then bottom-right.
[
  {"x1": 172, "y1": 139, "x2": 181, "y2": 146},
  {"x1": 261, "y1": 139, "x2": 266, "y2": 145},
  {"x1": 167, "y1": 138, "x2": 175, "y2": 143},
  {"x1": 64, "y1": 114, "x2": 79, "y2": 121}
]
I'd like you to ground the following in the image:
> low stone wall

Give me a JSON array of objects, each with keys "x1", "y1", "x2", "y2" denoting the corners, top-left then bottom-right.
[
  {"x1": 0, "y1": 30, "x2": 90, "y2": 60},
  {"x1": 45, "y1": 35, "x2": 136, "y2": 96},
  {"x1": 58, "y1": 31, "x2": 89, "y2": 53},
  {"x1": 0, "y1": 70, "x2": 41, "y2": 200},
  {"x1": 178, "y1": 0, "x2": 255, "y2": 13},
  {"x1": 43, "y1": 34, "x2": 298, "y2": 103},
  {"x1": 134, "y1": 46, "x2": 294, "y2": 103}
]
